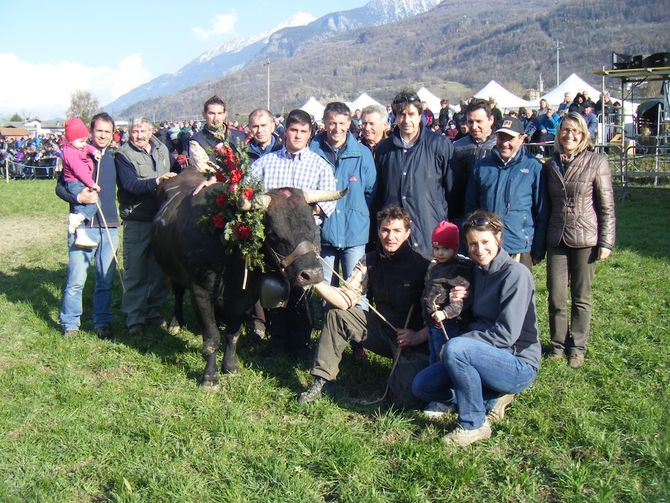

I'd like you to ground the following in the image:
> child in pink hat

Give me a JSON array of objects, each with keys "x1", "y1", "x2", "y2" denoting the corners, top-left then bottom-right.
[
  {"x1": 420, "y1": 220, "x2": 473, "y2": 419},
  {"x1": 61, "y1": 117, "x2": 101, "y2": 248}
]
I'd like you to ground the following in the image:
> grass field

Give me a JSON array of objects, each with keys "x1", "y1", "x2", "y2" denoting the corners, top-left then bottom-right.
[{"x1": 0, "y1": 180, "x2": 668, "y2": 502}]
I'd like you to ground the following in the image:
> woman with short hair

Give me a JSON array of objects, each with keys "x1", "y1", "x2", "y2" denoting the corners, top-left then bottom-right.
[
  {"x1": 544, "y1": 111, "x2": 616, "y2": 368},
  {"x1": 412, "y1": 211, "x2": 541, "y2": 447}
]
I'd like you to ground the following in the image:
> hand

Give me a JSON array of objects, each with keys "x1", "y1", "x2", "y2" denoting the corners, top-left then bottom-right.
[
  {"x1": 91, "y1": 183, "x2": 101, "y2": 192},
  {"x1": 431, "y1": 310, "x2": 446, "y2": 323},
  {"x1": 449, "y1": 286, "x2": 468, "y2": 304},
  {"x1": 76, "y1": 188, "x2": 99, "y2": 204},
  {"x1": 193, "y1": 178, "x2": 217, "y2": 195},
  {"x1": 93, "y1": 151, "x2": 102, "y2": 162},
  {"x1": 598, "y1": 247, "x2": 611, "y2": 260},
  {"x1": 396, "y1": 328, "x2": 426, "y2": 348},
  {"x1": 156, "y1": 172, "x2": 178, "y2": 185}
]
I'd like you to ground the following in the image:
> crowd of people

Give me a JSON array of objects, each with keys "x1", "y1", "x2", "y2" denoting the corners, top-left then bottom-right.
[{"x1": 49, "y1": 87, "x2": 615, "y2": 448}]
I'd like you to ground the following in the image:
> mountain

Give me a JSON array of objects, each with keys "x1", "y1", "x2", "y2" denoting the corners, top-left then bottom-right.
[
  {"x1": 105, "y1": 0, "x2": 443, "y2": 114},
  {"x1": 117, "y1": 0, "x2": 670, "y2": 121}
]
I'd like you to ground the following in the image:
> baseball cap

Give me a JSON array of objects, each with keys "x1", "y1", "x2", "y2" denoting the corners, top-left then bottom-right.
[{"x1": 495, "y1": 116, "x2": 525, "y2": 137}]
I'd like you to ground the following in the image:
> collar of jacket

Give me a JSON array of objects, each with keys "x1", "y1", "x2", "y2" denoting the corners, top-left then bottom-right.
[
  {"x1": 492, "y1": 145, "x2": 525, "y2": 167},
  {"x1": 390, "y1": 125, "x2": 425, "y2": 149},
  {"x1": 378, "y1": 239, "x2": 413, "y2": 262},
  {"x1": 249, "y1": 134, "x2": 277, "y2": 156},
  {"x1": 478, "y1": 247, "x2": 511, "y2": 274}
]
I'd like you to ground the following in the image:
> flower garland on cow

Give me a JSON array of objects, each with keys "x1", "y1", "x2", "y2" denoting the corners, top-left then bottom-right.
[{"x1": 191, "y1": 129, "x2": 267, "y2": 284}]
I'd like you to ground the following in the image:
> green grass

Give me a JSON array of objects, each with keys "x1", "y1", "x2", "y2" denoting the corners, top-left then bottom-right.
[{"x1": 0, "y1": 180, "x2": 668, "y2": 502}]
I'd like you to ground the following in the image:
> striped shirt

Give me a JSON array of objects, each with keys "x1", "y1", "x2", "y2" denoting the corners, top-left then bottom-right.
[{"x1": 250, "y1": 146, "x2": 337, "y2": 217}]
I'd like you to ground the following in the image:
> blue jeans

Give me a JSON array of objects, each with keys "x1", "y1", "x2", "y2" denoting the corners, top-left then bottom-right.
[
  {"x1": 412, "y1": 336, "x2": 538, "y2": 429},
  {"x1": 65, "y1": 180, "x2": 97, "y2": 220},
  {"x1": 427, "y1": 318, "x2": 463, "y2": 364},
  {"x1": 320, "y1": 244, "x2": 367, "y2": 311},
  {"x1": 59, "y1": 227, "x2": 119, "y2": 331}
]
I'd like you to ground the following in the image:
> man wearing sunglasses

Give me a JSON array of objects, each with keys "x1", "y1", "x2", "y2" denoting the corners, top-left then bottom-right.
[{"x1": 373, "y1": 89, "x2": 454, "y2": 257}]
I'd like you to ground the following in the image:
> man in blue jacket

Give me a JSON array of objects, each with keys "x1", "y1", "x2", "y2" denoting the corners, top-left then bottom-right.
[
  {"x1": 310, "y1": 101, "x2": 377, "y2": 288},
  {"x1": 465, "y1": 116, "x2": 548, "y2": 269},
  {"x1": 374, "y1": 89, "x2": 453, "y2": 257}
]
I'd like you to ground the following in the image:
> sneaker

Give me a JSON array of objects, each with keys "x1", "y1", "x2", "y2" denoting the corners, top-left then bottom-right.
[
  {"x1": 298, "y1": 377, "x2": 333, "y2": 403},
  {"x1": 68, "y1": 213, "x2": 86, "y2": 234},
  {"x1": 548, "y1": 349, "x2": 565, "y2": 360},
  {"x1": 443, "y1": 420, "x2": 492, "y2": 447},
  {"x1": 487, "y1": 394, "x2": 515, "y2": 422},
  {"x1": 423, "y1": 401, "x2": 456, "y2": 419},
  {"x1": 569, "y1": 353, "x2": 585, "y2": 369},
  {"x1": 74, "y1": 228, "x2": 98, "y2": 249}
]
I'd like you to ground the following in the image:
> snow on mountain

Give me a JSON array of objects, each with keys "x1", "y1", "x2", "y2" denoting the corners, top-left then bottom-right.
[{"x1": 106, "y1": 0, "x2": 444, "y2": 115}]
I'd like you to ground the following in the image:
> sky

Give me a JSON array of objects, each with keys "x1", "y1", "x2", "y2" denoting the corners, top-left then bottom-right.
[{"x1": 1, "y1": 0, "x2": 367, "y2": 120}]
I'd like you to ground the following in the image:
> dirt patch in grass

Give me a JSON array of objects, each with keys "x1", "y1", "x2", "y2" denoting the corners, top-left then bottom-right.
[{"x1": 0, "y1": 215, "x2": 65, "y2": 256}]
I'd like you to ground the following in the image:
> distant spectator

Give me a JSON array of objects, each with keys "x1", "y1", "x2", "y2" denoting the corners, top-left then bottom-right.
[
  {"x1": 438, "y1": 99, "x2": 451, "y2": 133},
  {"x1": 558, "y1": 92, "x2": 571, "y2": 116}
]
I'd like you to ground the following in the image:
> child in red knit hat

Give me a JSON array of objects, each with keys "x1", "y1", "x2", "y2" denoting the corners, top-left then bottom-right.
[
  {"x1": 420, "y1": 220, "x2": 473, "y2": 419},
  {"x1": 62, "y1": 117, "x2": 101, "y2": 248}
]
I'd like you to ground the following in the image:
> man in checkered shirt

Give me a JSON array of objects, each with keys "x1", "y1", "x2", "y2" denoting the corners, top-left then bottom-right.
[{"x1": 250, "y1": 109, "x2": 337, "y2": 360}]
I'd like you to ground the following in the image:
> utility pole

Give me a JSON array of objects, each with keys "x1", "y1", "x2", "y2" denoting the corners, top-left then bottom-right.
[
  {"x1": 264, "y1": 60, "x2": 271, "y2": 110},
  {"x1": 555, "y1": 40, "x2": 562, "y2": 86}
]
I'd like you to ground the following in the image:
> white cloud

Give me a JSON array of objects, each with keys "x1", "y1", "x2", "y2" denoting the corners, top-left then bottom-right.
[
  {"x1": 192, "y1": 11, "x2": 238, "y2": 40},
  {"x1": 0, "y1": 53, "x2": 153, "y2": 120}
]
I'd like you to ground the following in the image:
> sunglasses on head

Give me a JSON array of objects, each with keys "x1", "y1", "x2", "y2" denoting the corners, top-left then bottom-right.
[{"x1": 392, "y1": 94, "x2": 421, "y2": 106}]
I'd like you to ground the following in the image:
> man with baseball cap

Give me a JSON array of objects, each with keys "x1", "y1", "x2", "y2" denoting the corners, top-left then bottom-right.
[{"x1": 464, "y1": 115, "x2": 548, "y2": 269}]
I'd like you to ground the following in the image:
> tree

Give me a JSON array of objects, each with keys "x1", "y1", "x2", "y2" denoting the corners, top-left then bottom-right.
[
  {"x1": 8, "y1": 113, "x2": 22, "y2": 122},
  {"x1": 66, "y1": 90, "x2": 100, "y2": 125}
]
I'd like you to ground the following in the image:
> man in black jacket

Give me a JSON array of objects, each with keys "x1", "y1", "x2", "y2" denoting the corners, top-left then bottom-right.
[
  {"x1": 299, "y1": 206, "x2": 430, "y2": 408},
  {"x1": 56, "y1": 113, "x2": 118, "y2": 338},
  {"x1": 189, "y1": 95, "x2": 246, "y2": 164},
  {"x1": 373, "y1": 89, "x2": 453, "y2": 257}
]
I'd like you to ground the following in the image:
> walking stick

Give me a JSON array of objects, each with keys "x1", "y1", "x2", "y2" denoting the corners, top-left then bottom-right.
[{"x1": 95, "y1": 200, "x2": 125, "y2": 292}]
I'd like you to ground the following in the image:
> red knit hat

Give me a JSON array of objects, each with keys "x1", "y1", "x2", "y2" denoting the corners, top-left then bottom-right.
[
  {"x1": 64, "y1": 118, "x2": 90, "y2": 143},
  {"x1": 431, "y1": 220, "x2": 459, "y2": 250}
]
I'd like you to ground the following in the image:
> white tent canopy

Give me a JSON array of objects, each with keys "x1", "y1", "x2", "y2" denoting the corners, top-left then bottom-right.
[
  {"x1": 539, "y1": 73, "x2": 601, "y2": 106},
  {"x1": 350, "y1": 93, "x2": 384, "y2": 111},
  {"x1": 300, "y1": 96, "x2": 325, "y2": 120},
  {"x1": 474, "y1": 80, "x2": 531, "y2": 110},
  {"x1": 417, "y1": 87, "x2": 442, "y2": 114}
]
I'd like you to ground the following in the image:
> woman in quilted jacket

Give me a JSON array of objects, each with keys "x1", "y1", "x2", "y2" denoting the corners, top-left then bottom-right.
[{"x1": 543, "y1": 112, "x2": 616, "y2": 368}]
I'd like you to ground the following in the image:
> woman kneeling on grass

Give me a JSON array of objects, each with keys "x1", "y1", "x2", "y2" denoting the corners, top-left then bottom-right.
[{"x1": 412, "y1": 211, "x2": 541, "y2": 447}]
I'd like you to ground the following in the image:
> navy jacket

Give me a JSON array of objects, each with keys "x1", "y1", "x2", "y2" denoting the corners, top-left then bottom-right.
[
  {"x1": 465, "y1": 147, "x2": 548, "y2": 260},
  {"x1": 55, "y1": 147, "x2": 118, "y2": 227},
  {"x1": 310, "y1": 132, "x2": 376, "y2": 248},
  {"x1": 374, "y1": 126, "x2": 453, "y2": 257}
]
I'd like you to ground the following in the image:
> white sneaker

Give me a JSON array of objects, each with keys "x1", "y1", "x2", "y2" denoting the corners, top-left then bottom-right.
[
  {"x1": 487, "y1": 394, "x2": 515, "y2": 422},
  {"x1": 443, "y1": 420, "x2": 492, "y2": 447},
  {"x1": 74, "y1": 228, "x2": 98, "y2": 249},
  {"x1": 68, "y1": 213, "x2": 86, "y2": 234},
  {"x1": 423, "y1": 401, "x2": 456, "y2": 419}
]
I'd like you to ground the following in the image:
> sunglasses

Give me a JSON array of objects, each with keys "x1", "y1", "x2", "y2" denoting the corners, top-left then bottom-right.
[
  {"x1": 392, "y1": 94, "x2": 421, "y2": 106},
  {"x1": 464, "y1": 217, "x2": 503, "y2": 233}
]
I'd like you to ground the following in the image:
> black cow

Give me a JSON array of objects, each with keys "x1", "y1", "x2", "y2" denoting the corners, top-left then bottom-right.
[{"x1": 151, "y1": 169, "x2": 344, "y2": 388}]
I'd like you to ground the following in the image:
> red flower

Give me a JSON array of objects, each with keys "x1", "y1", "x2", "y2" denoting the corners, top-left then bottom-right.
[
  {"x1": 230, "y1": 168, "x2": 243, "y2": 184},
  {"x1": 215, "y1": 194, "x2": 228, "y2": 208},
  {"x1": 235, "y1": 224, "x2": 251, "y2": 240},
  {"x1": 242, "y1": 187, "x2": 254, "y2": 201},
  {"x1": 176, "y1": 154, "x2": 188, "y2": 167},
  {"x1": 214, "y1": 170, "x2": 226, "y2": 182},
  {"x1": 229, "y1": 183, "x2": 237, "y2": 193},
  {"x1": 212, "y1": 214, "x2": 226, "y2": 229}
]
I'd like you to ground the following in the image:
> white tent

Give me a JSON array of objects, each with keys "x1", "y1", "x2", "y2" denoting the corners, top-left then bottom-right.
[
  {"x1": 350, "y1": 93, "x2": 384, "y2": 111},
  {"x1": 474, "y1": 81, "x2": 531, "y2": 110},
  {"x1": 300, "y1": 97, "x2": 325, "y2": 120},
  {"x1": 539, "y1": 73, "x2": 601, "y2": 106},
  {"x1": 417, "y1": 87, "x2": 442, "y2": 114}
]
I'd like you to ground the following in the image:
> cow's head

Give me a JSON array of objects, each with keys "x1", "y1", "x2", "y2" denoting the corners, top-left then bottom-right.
[{"x1": 237, "y1": 187, "x2": 346, "y2": 287}]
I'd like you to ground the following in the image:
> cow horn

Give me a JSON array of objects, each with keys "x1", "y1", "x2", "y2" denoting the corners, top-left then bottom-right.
[
  {"x1": 303, "y1": 188, "x2": 348, "y2": 204},
  {"x1": 237, "y1": 194, "x2": 272, "y2": 211}
]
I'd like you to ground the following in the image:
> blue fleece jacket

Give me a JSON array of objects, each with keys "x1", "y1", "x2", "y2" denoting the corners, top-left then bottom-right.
[
  {"x1": 465, "y1": 147, "x2": 548, "y2": 260},
  {"x1": 464, "y1": 248, "x2": 542, "y2": 370},
  {"x1": 310, "y1": 131, "x2": 376, "y2": 248}
]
